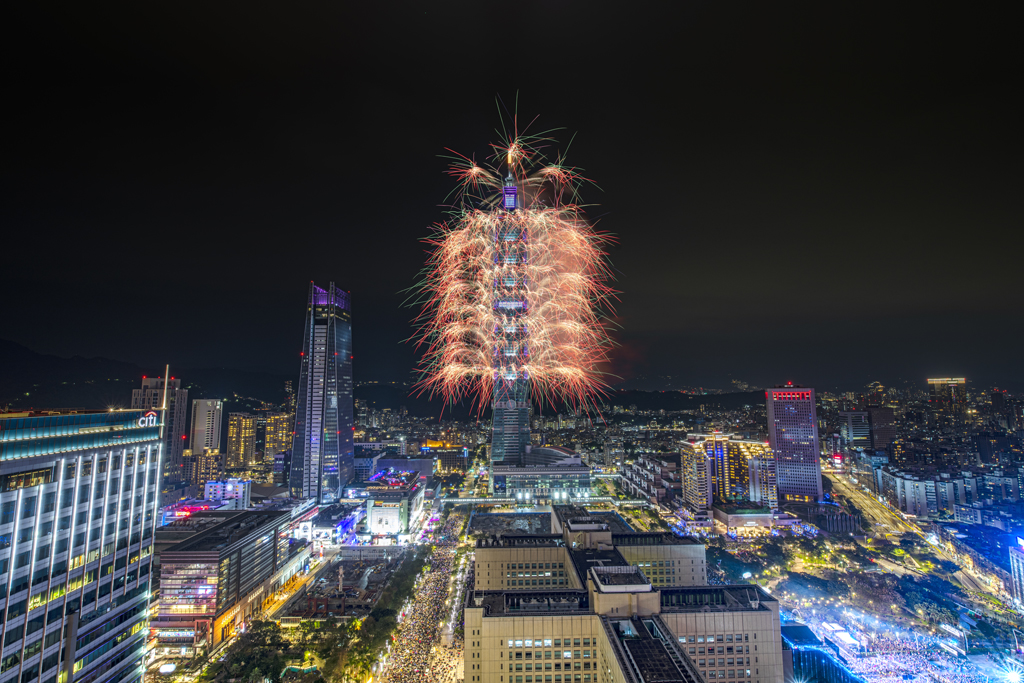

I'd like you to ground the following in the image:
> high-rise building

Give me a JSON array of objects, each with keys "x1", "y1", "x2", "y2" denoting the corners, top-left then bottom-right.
[
  {"x1": 867, "y1": 406, "x2": 896, "y2": 451},
  {"x1": 701, "y1": 433, "x2": 749, "y2": 501},
  {"x1": 264, "y1": 412, "x2": 293, "y2": 459},
  {"x1": 185, "y1": 448, "x2": 222, "y2": 488},
  {"x1": 766, "y1": 383, "x2": 823, "y2": 503},
  {"x1": 928, "y1": 377, "x2": 967, "y2": 423},
  {"x1": 679, "y1": 443, "x2": 713, "y2": 526},
  {"x1": 191, "y1": 399, "x2": 223, "y2": 455},
  {"x1": 489, "y1": 178, "x2": 532, "y2": 468},
  {"x1": 0, "y1": 408, "x2": 162, "y2": 683},
  {"x1": 226, "y1": 412, "x2": 257, "y2": 469},
  {"x1": 132, "y1": 375, "x2": 188, "y2": 483},
  {"x1": 838, "y1": 411, "x2": 871, "y2": 451},
  {"x1": 291, "y1": 282, "x2": 354, "y2": 502},
  {"x1": 748, "y1": 456, "x2": 779, "y2": 511}
]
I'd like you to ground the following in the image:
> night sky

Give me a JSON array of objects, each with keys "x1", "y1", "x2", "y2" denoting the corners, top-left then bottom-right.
[{"x1": 3, "y1": 2, "x2": 1021, "y2": 392}]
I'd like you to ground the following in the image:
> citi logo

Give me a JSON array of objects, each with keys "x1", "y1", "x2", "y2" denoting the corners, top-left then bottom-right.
[{"x1": 138, "y1": 411, "x2": 158, "y2": 428}]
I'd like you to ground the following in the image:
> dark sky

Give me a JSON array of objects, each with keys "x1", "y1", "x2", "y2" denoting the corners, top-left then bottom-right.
[{"x1": 3, "y1": 2, "x2": 1022, "y2": 393}]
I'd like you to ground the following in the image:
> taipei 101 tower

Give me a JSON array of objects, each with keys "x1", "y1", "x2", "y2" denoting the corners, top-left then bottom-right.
[
  {"x1": 489, "y1": 174, "x2": 531, "y2": 465},
  {"x1": 416, "y1": 131, "x2": 615, "y2": 480}
]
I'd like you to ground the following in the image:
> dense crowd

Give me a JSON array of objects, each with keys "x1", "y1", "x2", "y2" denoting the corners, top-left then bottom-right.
[
  {"x1": 807, "y1": 621, "x2": 988, "y2": 683},
  {"x1": 380, "y1": 511, "x2": 467, "y2": 683}
]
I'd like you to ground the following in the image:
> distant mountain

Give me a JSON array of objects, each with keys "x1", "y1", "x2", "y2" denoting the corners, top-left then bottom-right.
[
  {"x1": 0, "y1": 339, "x2": 292, "y2": 410},
  {"x1": 0, "y1": 339, "x2": 768, "y2": 417}
]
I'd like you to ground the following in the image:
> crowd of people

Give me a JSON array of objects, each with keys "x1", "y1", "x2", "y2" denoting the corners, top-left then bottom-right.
[
  {"x1": 380, "y1": 511, "x2": 467, "y2": 683},
  {"x1": 804, "y1": 617, "x2": 989, "y2": 683}
]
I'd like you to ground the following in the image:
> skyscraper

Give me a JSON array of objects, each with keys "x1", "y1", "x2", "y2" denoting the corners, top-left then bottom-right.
[
  {"x1": 291, "y1": 281, "x2": 354, "y2": 502},
  {"x1": 838, "y1": 411, "x2": 871, "y2": 450},
  {"x1": 191, "y1": 399, "x2": 223, "y2": 455},
  {"x1": 226, "y1": 412, "x2": 257, "y2": 469},
  {"x1": 766, "y1": 383, "x2": 823, "y2": 503},
  {"x1": 265, "y1": 412, "x2": 293, "y2": 459},
  {"x1": 132, "y1": 375, "x2": 188, "y2": 483},
  {"x1": 489, "y1": 176, "x2": 532, "y2": 467},
  {"x1": 867, "y1": 406, "x2": 897, "y2": 451},
  {"x1": 748, "y1": 455, "x2": 779, "y2": 511},
  {"x1": 679, "y1": 442, "x2": 713, "y2": 526},
  {"x1": 928, "y1": 377, "x2": 967, "y2": 423},
  {"x1": 0, "y1": 408, "x2": 162, "y2": 683}
]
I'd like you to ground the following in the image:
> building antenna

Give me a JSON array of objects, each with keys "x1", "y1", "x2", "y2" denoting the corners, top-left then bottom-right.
[{"x1": 160, "y1": 364, "x2": 170, "y2": 438}]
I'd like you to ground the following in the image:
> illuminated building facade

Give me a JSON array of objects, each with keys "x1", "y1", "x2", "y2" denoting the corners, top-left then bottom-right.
[
  {"x1": 680, "y1": 443, "x2": 713, "y2": 526},
  {"x1": 928, "y1": 377, "x2": 967, "y2": 424},
  {"x1": 263, "y1": 412, "x2": 292, "y2": 459},
  {"x1": 132, "y1": 376, "x2": 188, "y2": 484},
  {"x1": 362, "y1": 470, "x2": 424, "y2": 536},
  {"x1": 291, "y1": 282, "x2": 355, "y2": 502},
  {"x1": 766, "y1": 384, "x2": 823, "y2": 503},
  {"x1": 190, "y1": 399, "x2": 223, "y2": 456},
  {"x1": 1010, "y1": 538, "x2": 1024, "y2": 605},
  {"x1": 467, "y1": 524, "x2": 781, "y2": 683},
  {"x1": 838, "y1": 411, "x2": 871, "y2": 451},
  {"x1": 226, "y1": 413, "x2": 256, "y2": 469},
  {"x1": 0, "y1": 408, "x2": 162, "y2": 683},
  {"x1": 748, "y1": 456, "x2": 779, "y2": 511},
  {"x1": 490, "y1": 178, "x2": 532, "y2": 468},
  {"x1": 153, "y1": 510, "x2": 306, "y2": 655}
]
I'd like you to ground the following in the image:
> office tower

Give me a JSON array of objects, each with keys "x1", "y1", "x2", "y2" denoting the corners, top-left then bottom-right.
[
  {"x1": 766, "y1": 383, "x2": 823, "y2": 503},
  {"x1": 867, "y1": 406, "x2": 897, "y2": 451},
  {"x1": 680, "y1": 443, "x2": 713, "y2": 525},
  {"x1": 0, "y1": 408, "x2": 161, "y2": 683},
  {"x1": 264, "y1": 412, "x2": 293, "y2": 458},
  {"x1": 466, "y1": 522, "x2": 782, "y2": 683},
  {"x1": 291, "y1": 281, "x2": 354, "y2": 502},
  {"x1": 838, "y1": 411, "x2": 871, "y2": 450},
  {"x1": 928, "y1": 377, "x2": 967, "y2": 423},
  {"x1": 132, "y1": 375, "x2": 188, "y2": 483},
  {"x1": 191, "y1": 399, "x2": 223, "y2": 455},
  {"x1": 226, "y1": 412, "x2": 257, "y2": 469},
  {"x1": 748, "y1": 456, "x2": 779, "y2": 511},
  {"x1": 151, "y1": 510, "x2": 305, "y2": 656}
]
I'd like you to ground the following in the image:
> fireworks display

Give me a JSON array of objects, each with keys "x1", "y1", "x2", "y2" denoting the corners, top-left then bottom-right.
[{"x1": 415, "y1": 130, "x2": 615, "y2": 411}]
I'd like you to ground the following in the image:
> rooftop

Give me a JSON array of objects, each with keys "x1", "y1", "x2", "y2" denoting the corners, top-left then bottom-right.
[
  {"x1": 554, "y1": 505, "x2": 635, "y2": 532},
  {"x1": 475, "y1": 533, "x2": 564, "y2": 548},
  {"x1": 470, "y1": 512, "x2": 552, "y2": 536},
  {"x1": 606, "y1": 615, "x2": 703, "y2": 683},
  {"x1": 591, "y1": 566, "x2": 652, "y2": 591},
  {"x1": 612, "y1": 532, "x2": 699, "y2": 546},
  {"x1": 659, "y1": 584, "x2": 774, "y2": 612},
  {"x1": 780, "y1": 623, "x2": 822, "y2": 648},
  {"x1": 364, "y1": 468, "x2": 419, "y2": 490},
  {"x1": 163, "y1": 510, "x2": 289, "y2": 554},
  {"x1": 473, "y1": 590, "x2": 590, "y2": 616},
  {"x1": 569, "y1": 548, "x2": 629, "y2": 583}
]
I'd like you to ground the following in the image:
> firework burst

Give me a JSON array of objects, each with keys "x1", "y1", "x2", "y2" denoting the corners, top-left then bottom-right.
[{"x1": 415, "y1": 128, "x2": 616, "y2": 412}]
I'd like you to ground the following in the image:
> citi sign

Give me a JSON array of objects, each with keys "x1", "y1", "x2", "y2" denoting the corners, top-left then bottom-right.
[{"x1": 138, "y1": 411, "x2": 158, "y2": 428}]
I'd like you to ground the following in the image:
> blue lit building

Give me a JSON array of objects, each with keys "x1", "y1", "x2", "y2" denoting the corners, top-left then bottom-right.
[
  {"x1": 290, "y1": 282, "x2": 355, "y2": 503},
  {"x1": 0, "y1": 409, "x2": 162, "y2": 683},
  {"x1": 780, "y1": 623, "x2": 864, "y2": 683}
]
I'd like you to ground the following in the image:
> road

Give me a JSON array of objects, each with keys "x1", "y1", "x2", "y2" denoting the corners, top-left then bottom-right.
[
  {"x1": 264, "y1": 548, "x2": 340, "y2": 620},
  {"x1": 828, "y1": 473, "x2": 992, "y2": 596}
]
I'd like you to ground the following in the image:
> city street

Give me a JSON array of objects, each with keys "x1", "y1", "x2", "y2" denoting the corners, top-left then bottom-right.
[{"x1": 828, "y1": 473, "x2": 991, "y2": 595}]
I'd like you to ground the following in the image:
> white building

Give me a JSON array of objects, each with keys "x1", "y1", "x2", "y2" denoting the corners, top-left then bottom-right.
[
  {"x1": 204, "y1": 478, "x2": 251, "y2": 508},
  {"x1": 191, "y1": 399, "x2": 223, "y2": 454}
]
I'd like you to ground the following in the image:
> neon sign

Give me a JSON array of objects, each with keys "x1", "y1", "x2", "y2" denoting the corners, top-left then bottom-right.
[{"x1": 138, "y1": 411, "x2": 158, "y2": 428}]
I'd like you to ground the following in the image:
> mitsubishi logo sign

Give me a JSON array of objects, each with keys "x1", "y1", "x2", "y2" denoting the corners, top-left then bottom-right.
[{"x1": 138, "y1": 411, "x2": 158, "y2": 428}]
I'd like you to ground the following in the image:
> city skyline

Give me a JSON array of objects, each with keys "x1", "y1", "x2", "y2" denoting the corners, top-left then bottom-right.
[{"x1": 2, "y1": 3, "x2": 1021, "y2": 393}]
